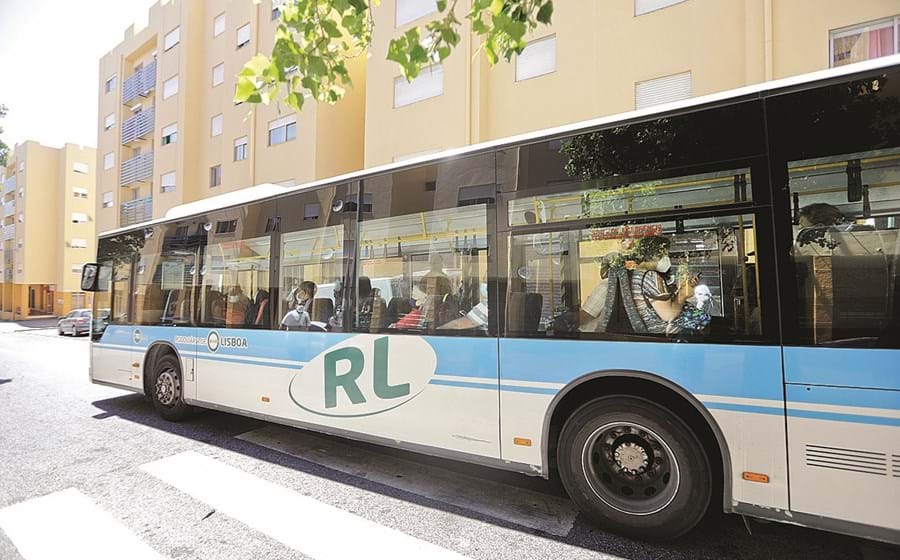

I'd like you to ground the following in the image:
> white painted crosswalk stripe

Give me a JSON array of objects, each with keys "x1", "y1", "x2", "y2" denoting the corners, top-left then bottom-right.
[
  {"x1": 142, "y1": 450, "x2": 470, "y2": 560},
  {"x1": 237, "y1": 424, "x2": 578, "y2": 537},
  {"x1": 0, "y1": 488, "x2": 165, "y2": 560}
]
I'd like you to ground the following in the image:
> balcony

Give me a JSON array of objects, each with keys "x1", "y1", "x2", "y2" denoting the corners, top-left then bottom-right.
[
  {"x1": 2, "y1": 225, "x2": 14, "y2": 241},
  {"x1": 2, "y1": 176, "x2": 15, "y2": 196},
  {"x1": 122, "y1": 60, "x2": 157, "y2": 105},
  {"x1": 121, "y1": 106, "x2": 155, "y2": 145},
  {"x1": 120, "y1": 152, "x2": 154, "y2": 186},
  {"x1": 120, "y1": 196, "x2": 152, "y2": 227},
  {"x1": 2, "y1": 201, "x2": 14, "y2": 218}
]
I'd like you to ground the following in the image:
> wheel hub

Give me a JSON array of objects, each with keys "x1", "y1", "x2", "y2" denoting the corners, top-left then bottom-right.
[
  {"x1": 614, "y1": 442, "x2": 649, "y2": 474},
  {"x1": 155, "y1": 369, "x2": 179, "y2": 406}
]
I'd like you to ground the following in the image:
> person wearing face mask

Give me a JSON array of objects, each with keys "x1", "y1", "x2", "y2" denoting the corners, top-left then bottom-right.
[
  {"x1": 629, "y1": 236, "x2": 701, "y2": 335},
  {"x1": 225, "y1": 285, "x2": 251, "y2": 327},
  {"x1": 280, "y1": 280, "x2": 317, "y2": 330}
]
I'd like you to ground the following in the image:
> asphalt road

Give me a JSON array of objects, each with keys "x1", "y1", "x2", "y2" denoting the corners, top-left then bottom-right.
[{"x1": 0, "y1": 327, "x2": 892, "y2": 560}]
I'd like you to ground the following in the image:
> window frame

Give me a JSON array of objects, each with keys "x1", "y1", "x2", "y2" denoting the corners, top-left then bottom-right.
[
  {"x1": 103, "y1": 152, "x2": 115, "y2": 170},
  {"x1": 105, "y1": 74, "x2": 117, "y2": 94},
  {"x1": 163, "y1": 75, "x2": 179, "y2": 99},
  {"x1": 213, "y1": 13, "x2": 226, "y2": 37},
  {"x1": 211, "y1": 113, "x2": 224, "y2": 137},
  {"x1": 102, "y1": 191, "x2": 114, "y2": 208},
  {"x1": 515, "y1": 35, "x2": 557, "y2": 82},
  {"x1": 104, "y1": 113, "x2": 116, "y2": 130},
  {"x1": 828, "y1": 15, "x2": 899, "y2": 68},
  {"x1": 164, "y1": 26, "x2": 180, "y2": 51},
  {"x1": 161, "y1": 122, "x2": 178, "y2": 145},
  {"x1": 210, "y1": 164, "x2": 222, "y2": 188},
  {"x1": 234, "y1": 136, "x2": 249, "y2": 161},
  {"x1": 236, "y1": 23, "x2": 251, "y2": 49},
  {"x1": 212, "y1": 62, "x2": 225, "y2": 87},
  {"x1": 393, "y1": 64, "x2": 444, "y2": 108},
  {"x1": 160, "y1": 171, "x2": 176, "y2": 193}
]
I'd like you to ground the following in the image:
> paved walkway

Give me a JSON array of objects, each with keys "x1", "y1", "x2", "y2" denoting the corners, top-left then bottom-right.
[{"x1": 0, "y1": 317, "x2": 59, "y2": 334}]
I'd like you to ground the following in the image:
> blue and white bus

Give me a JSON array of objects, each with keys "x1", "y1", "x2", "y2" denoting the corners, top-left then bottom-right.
[{"x1": 82, "y1": 56, "x2": 900, "y2": 543}]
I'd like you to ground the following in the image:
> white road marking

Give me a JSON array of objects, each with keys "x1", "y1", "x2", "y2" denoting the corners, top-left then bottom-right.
[
  {"x1": 237, "y1": 424, "x2": 578, "y2": 537},
  {"x1": 141, "y1": 450, "x2": 469, "y2": 560},
  {"x1": 0, "y1": 488, "x2": 165, "y2": 560}
]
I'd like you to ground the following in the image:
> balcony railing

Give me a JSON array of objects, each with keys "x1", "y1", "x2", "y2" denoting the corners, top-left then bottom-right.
[
  {"x1": 121, "y1": 106, "x2": 155, "y2": 145},
  {"x1": 120, "y1": 152, "x2": 154, "y2": 186},
  {"x1": 2, "y1": 201, "x2": 14, "y2": 218},
  {"x1": 122, "y1": 60, "x2": 157, "y2": 105},
  {"x1": 2, "y1": 225, "x2": 14, "y2": 241},
  {"x1": 2, "y1": 177, "x2": 15, "y2": 195},
  {"x1": 120, "y1": 196, "x2": 152, "y2": 227}
]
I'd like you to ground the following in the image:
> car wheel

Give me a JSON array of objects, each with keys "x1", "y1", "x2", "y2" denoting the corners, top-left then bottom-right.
[
  {"x1": 149, "y1": 353, "x2": 194, "y2": 421},
  {"x1": 557, "y1": 396, "x2": 712, "y2": 540},
  {"x1": 57, "y1": 328, "x2": 63, "y2": 336}
]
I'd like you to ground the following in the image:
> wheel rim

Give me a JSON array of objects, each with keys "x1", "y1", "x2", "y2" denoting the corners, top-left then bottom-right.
[
  {"x1": 581, "y1": 421, "x2": 680, "y2": 516},
  {"x1": 155, "y1": 367, "x2": 181, "y2": 407}
]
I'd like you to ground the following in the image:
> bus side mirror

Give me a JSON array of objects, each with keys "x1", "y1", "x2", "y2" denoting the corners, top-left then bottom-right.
[{"x1": 81, "y1": 264, "x2": 100, "y2": 292}]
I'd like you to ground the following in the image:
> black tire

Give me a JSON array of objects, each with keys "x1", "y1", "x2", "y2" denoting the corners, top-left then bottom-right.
[
  {"x1": 557, "y1": 396, "x2": 711, "y2": 540},
  {"x1": 149, "y1": 353, "x2": 194, "y2": 421},
  {"x1": 57, "y1": 329, "x2": 63, "y2": 336}
]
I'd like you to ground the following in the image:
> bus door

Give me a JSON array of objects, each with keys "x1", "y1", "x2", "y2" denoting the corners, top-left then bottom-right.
[
  {"x1": 90, "y1": 258, "x2": 139, "y2": 389},
  {"x1": 769, "y1": 74, "x2": 900, "y2": 532}
]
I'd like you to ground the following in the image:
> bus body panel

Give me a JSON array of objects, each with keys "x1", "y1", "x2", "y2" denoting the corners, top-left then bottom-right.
[
  {"x1": 785, "y1": 383, "x2": 900, "y2": 531},
  {"x1": 498, "y1": 338, "x2": 790, "y2": 510},
  {"x1": 92, "y1": 326, "x2": 143, "y2": 389},
  {"x1": 128, "y1": 326, "x2": 502, "y2": 460}
]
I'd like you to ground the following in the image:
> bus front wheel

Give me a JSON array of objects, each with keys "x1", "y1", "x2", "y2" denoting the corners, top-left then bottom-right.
[
  {"x1": 149, "y1": 353, "x2": 193, "y2": 422},
  {"x1": 558, "y1": 396, "x2": 711, "y2": 540}
]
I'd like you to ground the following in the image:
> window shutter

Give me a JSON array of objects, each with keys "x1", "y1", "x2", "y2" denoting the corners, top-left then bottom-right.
[
  {"x1": 635, "y1": 71, "x2": 692, "y2": 110},
  {"x1": 394, "y1": 65, "x2": 444, "y2": 108},
  {"x1": 516, "y1": 36, "x2": 556, "y2": 81}
]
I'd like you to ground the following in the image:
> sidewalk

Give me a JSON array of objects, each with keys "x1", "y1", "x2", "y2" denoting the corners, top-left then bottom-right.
[{"x1": 0, "y1": 317, "x2": 60, "y2": 333}]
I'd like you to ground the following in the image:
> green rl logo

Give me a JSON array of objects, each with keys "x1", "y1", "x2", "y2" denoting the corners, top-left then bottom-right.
[
  {"x1": 324, "y1": 337, "x2": 408, "y2": 408},
  {"x1": 289, "y1": 334, "x2": 436, "y2": 417}
]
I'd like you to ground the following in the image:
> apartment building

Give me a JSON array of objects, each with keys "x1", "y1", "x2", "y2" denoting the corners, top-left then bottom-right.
[
  {"x1": 0, "y1": 141, "x2": 97, "y2": 320},
  {"x1": 95, "y1": 0, "x2": 366, "y2": 233},
  {"x1": 365, "y1": 0, "x2": 900, "y2": 165}
]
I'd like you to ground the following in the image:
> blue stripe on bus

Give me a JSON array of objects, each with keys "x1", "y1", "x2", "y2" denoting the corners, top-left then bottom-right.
[
  {"x1": 499, "y1": 338, "x2": 785, "y2": 401},
  {"x1": 702, "y1": 402, "x2": 784, "y2": 416},
  {"x1": 786, "y1": 409, "x2": 900, "y2": 427},
  {"x1": 429, "y1": 379, "x2": 498, "y2": 391},
  {"x1": 783, "y1": 347, "x2": 900, "y2": 391}
]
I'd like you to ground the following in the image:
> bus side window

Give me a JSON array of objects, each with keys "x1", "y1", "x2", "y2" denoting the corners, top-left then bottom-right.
[{"x1": 788, "y1": 149, "x2": 900, "y2": 348}]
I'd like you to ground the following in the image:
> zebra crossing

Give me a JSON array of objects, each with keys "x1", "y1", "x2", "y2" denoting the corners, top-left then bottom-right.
[{"x1": 0, "y1": 429, "x2": 594, "y2": 560}]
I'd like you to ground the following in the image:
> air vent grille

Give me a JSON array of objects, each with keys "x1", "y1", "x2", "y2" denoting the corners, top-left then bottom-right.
[
  {"x1": 892, "y1": 454, "x2": 900, "y2": 478},
  {"x1": 805, "y1": 444, "x2": 887, "y2": 476}
]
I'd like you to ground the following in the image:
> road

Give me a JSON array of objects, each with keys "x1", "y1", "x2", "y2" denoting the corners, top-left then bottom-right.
[{"x1": 0, "y1": 326, "x2": 889, "y2": 560}]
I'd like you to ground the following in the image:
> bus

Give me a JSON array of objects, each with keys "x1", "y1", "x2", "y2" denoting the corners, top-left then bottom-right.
[{"x1": 81, "y1": 56, "x2": 900, "y2": 544}]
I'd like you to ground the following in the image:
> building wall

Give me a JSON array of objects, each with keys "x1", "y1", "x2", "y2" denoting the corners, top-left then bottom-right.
[
  {"x1": 96, "y1": 0, "x2": 366, "y2": 234},
  {"x1": 364, "y1": 0, "x2": 900, "y2": 166},
  {"x1": 0, "y1": 141, "x2": 96, "y2": 319}
]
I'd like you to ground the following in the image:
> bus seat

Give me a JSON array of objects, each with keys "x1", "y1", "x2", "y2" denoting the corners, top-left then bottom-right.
[
  {"x1": 507, "y1": 292, "x2": 543, "y2": 333},
  {"x1": 599, "y1": 268, "x2": 647, "y2": 334},
  {"x1": 387, "y1": 297, "x2": 413, "y2": 324}
]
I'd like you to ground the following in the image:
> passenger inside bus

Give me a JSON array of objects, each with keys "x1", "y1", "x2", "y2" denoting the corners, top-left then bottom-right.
[
  {"x1": 245, "y1": 289, "x2": 270, "y2": 328},
  {"x1": 281, "y1": 281, "x2": 317, "y2": 330},
  {"x1": 225, "y1": 285, "x2": 251, "y2": 327}
]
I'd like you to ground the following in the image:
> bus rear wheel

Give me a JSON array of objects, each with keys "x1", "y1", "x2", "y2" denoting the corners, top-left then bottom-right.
[
  {"x1": 558, "y1": 396, "x2": 711, "y2": 540},
  {"x1": 149, "y1": 353, "x2": 193, "y2": 422}
]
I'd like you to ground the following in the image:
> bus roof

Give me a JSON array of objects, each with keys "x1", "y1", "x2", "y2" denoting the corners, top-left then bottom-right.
[{"x1": 99, "y1": 53, "x2": 900, "y2": 239}]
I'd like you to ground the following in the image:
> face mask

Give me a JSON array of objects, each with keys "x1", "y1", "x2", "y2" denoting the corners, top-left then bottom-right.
[{"x1": 655, "y1": 255, "x2": 672, "y2": 274}]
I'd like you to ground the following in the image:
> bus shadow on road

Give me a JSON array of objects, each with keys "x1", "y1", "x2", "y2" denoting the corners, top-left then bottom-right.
[{"x1": 91, "y1": 392, "x2": 871, "y2": 560}]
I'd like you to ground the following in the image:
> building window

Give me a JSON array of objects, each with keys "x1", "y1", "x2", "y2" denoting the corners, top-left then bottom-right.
[
  {"x1": 635, "y1": 0, "x2": 687, "y2": 16},
  {"x1": 212, "y1": 63, "x2": 225, "y2": 87},
  {"x1": 104, "y1": 113, "x2": 116, "y2": 130},
  {"x1": 272, "y1": 0, "x2": 285, "y2": 20},
  {"x1": 237, "y1": 23, "x2": 251, "y2": 49},
  {"x1": 161, "y1": 123, "x2": 178, "y2": 145},
  {"x1": 17, "y1": 238, "x2": 23, "y2": 249},
  {"x1": 18, "y1": 161, "x2": 24, "y2": 172},
  {"x1": 303, "y1": 202, "x2": 321, "y2": 221},
  {"x1": 213, "y1": 13, "x2": 226, "y2": 37},
  {"x1": 635, "y1": 71, "x2": 692, "y2": 110},
  {"x1": 18, "y1": 188, "x2": 24, "y2": 198},
  {"x1": 17, "y1": 213, "x2": 23, "y2": 223},
  {"x1": 234, "y1": 136, "x2": 249, "y2": 161},
  {"x1": 164, "y1": 26, "x2": 180, "y2": 51},
  {"x1": 830, "y1": 16, "x2": 899, "y2": 68},
  {"x1": 105, "y1": 74, "x2": 117, "y2": 93},
  {"x1": 73, "y1": 187, "x2": 89, "y2": 199},
  {"x1": 73, "y1": 162, "x2": 89, "y2": 174},
  {"x1": 161, "y1": 171, "x2": 176, "y2": 193},
  {"x1": 103, "y1": 152, "x2": 115, "y2": 170},
  {"x1": 515, "y1": 35, "x2": 556, "y2": 82},
  {"x1": 396, "y1": 0, "x2": 437, "y2": 27},
  {"x1": 211, "y1": 114, "x2": 224, "y2": 136},
  {"x1": 215, "y1": 219, "x2": 237, "y2": 234},
  {"x1": 268, "y1": 114, "x2": 297, "y2": 145},
  {"x1": 210, "y1": 164, "x2": 222, "y2": 187},
  {"x1": 71, "y1": 212, "x2": 88, "y2": 223},
  {"x1": 394, "y1": 64, "x2": 443, "y2": 108},
  {"x1": 163, "y1": 75, "x2": 179, "y2": 99},
  {"x1": 71, "y1": 238, "x2": 88, "y2": 249},
  {"x1": 102, "y1": 191, "x2": 113, "y2": 208}
]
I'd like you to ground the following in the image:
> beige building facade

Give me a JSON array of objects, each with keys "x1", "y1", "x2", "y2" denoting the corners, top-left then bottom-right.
[
  {"x1": 95, "y1": 0, "x2": 366, "y2": 234},
  {"x1": 98, "y1": 0, "x2": 900, "y2": 220},
  {"x1": 365, "y1": 0, "x2": 900, "y2": 166},
  {"x1": 1, "y1": 141, "x2": 97, "y2": 320}
]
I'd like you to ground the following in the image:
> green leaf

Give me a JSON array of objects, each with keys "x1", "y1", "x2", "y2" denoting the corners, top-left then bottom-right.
[{"x1": 536, "y1": 2, "x2": 553, "y2": 24}]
